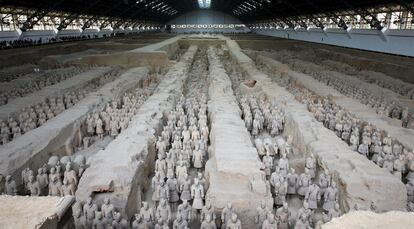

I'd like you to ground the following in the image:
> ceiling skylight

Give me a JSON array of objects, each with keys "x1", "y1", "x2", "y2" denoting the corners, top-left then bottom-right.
[{"x1": 198, "y1": 0, "x2": 211, "y2": 9}]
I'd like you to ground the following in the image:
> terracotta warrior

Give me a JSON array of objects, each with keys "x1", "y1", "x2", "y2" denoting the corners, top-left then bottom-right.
[
  {"x1": 83, "y1": 197, "x2": 98, "y2": 228},
  {"x1": 201, "y1": 214, "x2": 217, "y2": 229},
  {"x1": 201, "y1": 202, "x2": 216, "y2": 224},
  {"x1": 101, "y1": 197, "x2": 115, "y2": 224},
  {"x1": 5, "y1": 175, "x2": 17, "y2": 196},
  {"x1": 276, "y1": 202, "x2": 291, "y2": 229},
  {"x1": 139, "y1": 202, "x2": 155, "y2": 228},
  {"x1": 48, "y1": 176, "x2": 62, "y2": 196},
  {"x1": 305, "y1": 184, "x2": 321, "y2": 210},
  {"x1": 191, "y1": 178, "x2": 205, "y2": 210},
  {"x1": 156, "y1": 199, "x2": 172, "y2": 224},
  {"x1": 225, "y1": 213, "x2": 242, "y2": 229},
  {"x1": 221, "y1": 202, "x2": 234, "y2": 228},
  {"x1": 297, "y1": 168, "x2": 312, "y2": 197},
  {"x1": 27, "y1": 175, "x2": 41, "y2": 196},
  {"x1": 286, "y1": 168, "x2": 298, "y2": 195},
  {"x1": 172, "y1": 214, "x2": 188, "y2": 229},
  {"x1": 255, "y1": 201, "x2": 268, "y2": 229},
  {"x1": 262, "y1": 213, "x2": 277, "y2": 229},
  {"x1": 323, "y1": 181, "x2": 339, "y2": 212}
]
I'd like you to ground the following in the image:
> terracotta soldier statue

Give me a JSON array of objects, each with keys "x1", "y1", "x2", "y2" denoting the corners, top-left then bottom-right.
[
  {"x1": 156, "y1": 199, "x2": 172, "y2": 224},
  {"x1": 201, "y1": 202, "x2": 216, "y2": 224},
  {"x1": 83, "y1": 197, "x2": 98, "y2": 228},
  {"x1": 286, "y1": 168, "x2": 298, "y2": 195},
  {"x1": 112, "y1": 212, "x2": 129, "y2": 229},
  {"x1": 36, "y1": 168, "x2": 49, "y2": 195},
  {"x1": 5, "y1": 175, "x2": 17, "y2": 196},
  {"x1": 64, "y1": 162, "x2": 78, "y2": 192},
  {"x1": 323, "y1": 181, "x2": 339, "y2": 212},
  {"x1": 177, "y1": 200, "x2": 192, "y2": 223},
  {"x1": 255, "y1": 201, "x2": 268, "y2": 229},
  {"x1": 139, "y1": 202, "x2": 155, "y2": 228},
  {"x1": 48, "y1": 176, "x2": 62, "y2": 196},
  {"x1": 305, "y1": 184, "x2": 321, "y2": 210},
  {"x1": 72, "y1": 202, "x2": 84, "y2": 229},
  {"x1": 102, "y1": 197, "x2": 115, "y2": 225},
  {"x1": 262, "y1": 213, "x2": 277, "y2": 229},
  {"x1": 276, "y1": 202, "x2": 291, "y2": 229},
  {"x1": 92, "y1": 212, "x2": 106, "y2": 229},
  {"x1": 221, "y1": 202, "x2": 234, "y2": 228},
  {"x1": 297, "y1": 168, "x2": 312, "y2": 197},
  {"x1": 27, "y1": 175, "x2": 41, "y2": 196},
  {"x1": 225, "y1": 213, "x2": 242, "y2": 229},
  {"x1": 172, "y1": 214, "x2": 188, "y2": 229},
  {"x1": 201, "y1": 214, "x2": 217, "y2": 229},
  {"x1": 191, "y1": 178, "x2": 205, "y2": 210}
]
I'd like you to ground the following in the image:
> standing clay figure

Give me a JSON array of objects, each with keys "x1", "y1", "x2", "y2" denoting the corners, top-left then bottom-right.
[
  {"x1": 305, "y1": 184, "x2": 321, "y2": 210},
  {"x1": 139, "y1": 202, "x2": 155, "y2": 227},
  {"x1": 177, "y1": 200, "x2": 192, "y2": 223},
  {"x1": 48, "y1": 176, "x2": 62, "y2": 196},
  {"x1": 297, "y1": 168, "x2": 312, "y2": 196},
  {"x1": 83, "y1": 197, "x2": 98, "y2": 228},
  {"x1": 294, "y1": 214, "x2": 308, "y2": 229},
  {"x1": 319, "y1": 170, "x2": 331, "y2": 195},
  {"x1": 323, "y1": 181, "x2": 339, "y2": 212},
  {"x1": 132, "y1": 214, "x2": 144, "y2": 229},
  {"x1": 221, "y1": 202, "x2": 234, "y2": 228},
  {"x1": 226, "y1": 213, "x2": 242, "y2": 229},
  {"x1": 358, "y1": 141, "x2": 369, "y2": 157},
  {"x1": 173, "y1": 214, "x2": 188, "y2": 229},
  {"x1": 61, "y1": 179, "x2": 75, "y2": 196},
  {"x1": 72, "y1": 202, "x2": 84, "y2": 229},
  {"x1": 305, "y1": 154, "x2": 316, "y2": 178},
  {"x1": 95, "y1": 117, "x2": 104, "y2": 139},
  {"x1": 191, "y1": 178, "x2": 205, "y2": 210},
  {"x1": 193, "y1": 146, "x2": 204, "y2": 169},
  {"x1": 201, "y1": 214, "x2": 217, "y2": 229},
  {"x1": 180, "y1": 174, "x2": 192, "y2": 202},
  {"x1": 21, "y1": 167, "x2": 33, "y2": 190},
  {"x1": 27, "y1": 175, "x2": 40, "y2": 196},
  {"x1": 64, "y1": 163, "x2": 78, "y2": 191},
  {"x1": 154, "y1": 219, "x2": 168, "y2": 229},
  {"x1": 198, "y1": 172, "x2": 208, "y2": 192},
  {"x1": 324, "y1": 203, "x2": 341, "y2": 222},
  {"x1": 152, "y1": 172, "x2": 162, "y2": 205},
  {"x1": 92, "y1": 212, "x2": 105, "y2": 229},
  {"x1": 87, "y1": 114, "x2": 95, "y2": 135},
  {"x1": 297, "y1": 201, "x2": 313, "y2": 227},
  {"x1": 112, "y1": 212, "x2": 129, "y2": 229},
  {"x1": 270, "y1": 167, "x2": 281, "y2": 189},
  {"x1": 255, "y1": 201, "x2": 268, "y2": 229},
  {"x1": 262, "y1": 151, "x2": 273, "y2": 176},
  {"x1": 5, "y1": 175, "x2": 17, "y2": 196},
  {"x1": 158, "y1": 180, "x2": 170, "y2": 202},
  {"x1": 262, "y1": 213, "x2": 277, "y2": 229},
  {"x1": 382, "y1": 154, "x2": 394, "y2": 173},
  {"x1": 167, "y1": 173, "x2": 180, "y2": 206},
  {"x1": 156, "y1": 199, "x2": 172, "y2": 224},
  {"x1": 274, "y1": 177, "x2": 288, "y2": 206},
  {"x1": 276, "y1": 202, "x2": 291, "y2": 229},
  {"x1": 155, "y1": 155, "x2": 167, "y2": 180},
  {"x1": 278, "y1": 153, "x2": 289, "y2": 177},
  {"x1": 406, "y1": 180, "x2": 414, "y2": 203},
  {"x1": 36, "y1": 168, "x2": 49, "y2": 195},
  {"x1": 286, "y1": 168, "x2": 298, "y2": 195},
  {"x1": 201, "y1": 202, "x2": 216, "y2": 223},
  {"x1": 102, "y1": 197, "x2": 115, "y2": 225}
]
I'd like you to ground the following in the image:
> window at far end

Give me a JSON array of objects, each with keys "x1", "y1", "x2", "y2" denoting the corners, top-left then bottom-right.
[{"x1": 198, "y1": 0, "x2": 211, "y2": 9}]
